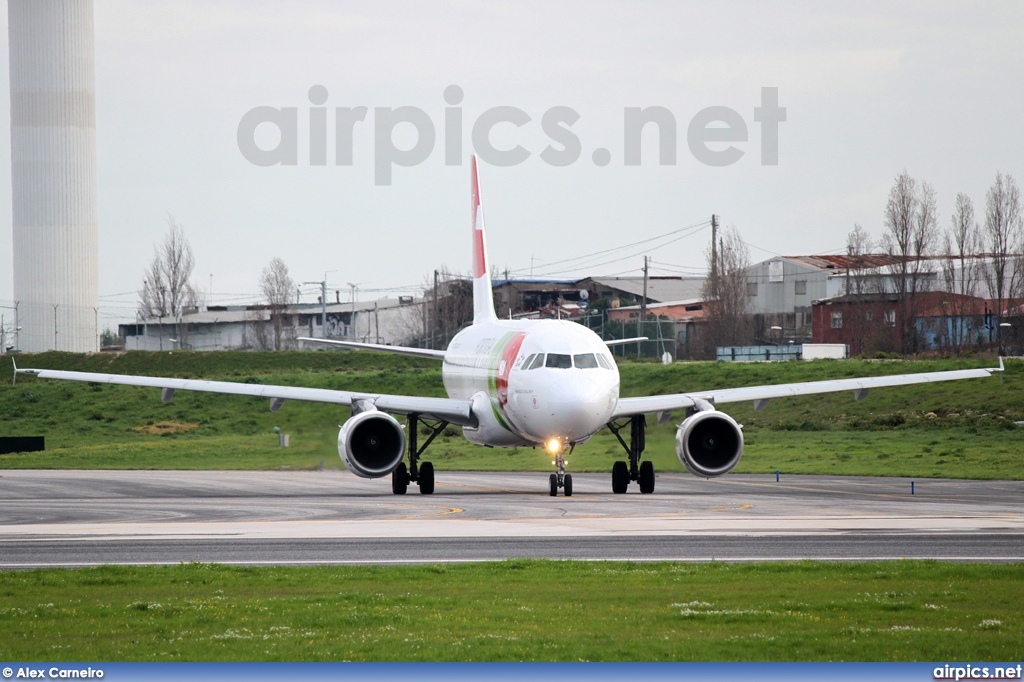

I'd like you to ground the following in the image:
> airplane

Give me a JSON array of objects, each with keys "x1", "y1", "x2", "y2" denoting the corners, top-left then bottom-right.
[{"x1": 14, "y1": 156, "x2": 1004, "y2": 497}]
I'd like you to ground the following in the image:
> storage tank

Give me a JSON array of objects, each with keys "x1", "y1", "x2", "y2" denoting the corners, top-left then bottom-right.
[{"x1": 9, "y1": 0, "x2": 99, "y2": 352}]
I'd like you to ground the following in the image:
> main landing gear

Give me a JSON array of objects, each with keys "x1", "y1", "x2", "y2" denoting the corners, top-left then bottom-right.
[
  {"x1": 392, "y1": 413, "x2": 447, "y2": 495},
  {"x1": 606, "y1": 415, "x2": 655, "y2": 494},
  {"x1": 549, "y1": 444, "x2": 574, "y2": 497}
]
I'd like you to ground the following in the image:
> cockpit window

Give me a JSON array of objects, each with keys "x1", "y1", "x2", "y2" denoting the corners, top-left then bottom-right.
[
  {"x1": 545, "y1": 353, "x2": 572, "y2": 369},
  {"x1": 573, "y1": 353, "x2": 599, "y2": 369},
  {"x1": 603, "y1": 354, "x2": 616, "y2": 369},
  {"x1": 520, "y1": 353, "x2": 535, "y2": 369},
  {"x1": 596, "y1": 354, "x2": 611, "y2": 369},
  {"x1": 528, "y1": 353, "x2": 545, "y2": 370}
]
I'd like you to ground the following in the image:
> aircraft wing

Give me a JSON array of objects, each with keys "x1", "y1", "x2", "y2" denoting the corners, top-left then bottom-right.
[
  {"x1": 298, "y1": 337, "x2": 446, "y2": 360},
  {"x1": 611, "y1": 362, "x2": 1002, "y2": 421},
  {"x1": 605, "y1": 337, "x2": 648, "y2": 347},
  {"x1": 13, "y1": 366, "x2": 475, "y2": 426}
]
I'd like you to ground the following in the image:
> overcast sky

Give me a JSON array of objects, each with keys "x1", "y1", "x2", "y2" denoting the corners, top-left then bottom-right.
[{"x1": 1, "y1": 1, "x2": 1022, "y2": 328}]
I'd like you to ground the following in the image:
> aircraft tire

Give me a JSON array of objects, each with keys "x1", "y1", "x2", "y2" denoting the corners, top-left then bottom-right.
[
  {"x1": 611, "y1": 461, "x2": 629, "y2": 494},
  {"x1": 564, "y1": 474, "x2": 573, "y2": 497},
  {"x1": 549, "y1": 473, "x2": 558, "y2": 497},
  {"x1": 392, "y1": 462, "x2": 408, "y2": 495},
  {"x1": 639, "y1": 461, "x2": 655, "y2": 494},
  {"x1": 418, "y1": 462, "x2": 435, "y2": 495}
]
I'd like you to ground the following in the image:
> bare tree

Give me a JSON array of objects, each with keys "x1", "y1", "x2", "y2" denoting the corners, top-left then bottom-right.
[
  {"x1": 983, "y1": 172, "x2": 1023, "y2": 351},
  {"x1": 240, "y1": 308, "x2": 272, "y2": 350},
  {"x1": 941, "y1": 192, "x2": 982, "y2": 353},
  {"x1": 842, "y1": 223, "x2": 876, "y2": 355},
  {"x1": 881, "y1": 172, "x2": 938, "y2": 353},
  {"x1": 139, "y1": 217, "x2": 200, "y2": 348},
  {"x1": 259, "y1": 257, "x2": 295, "y2": 350},
  {"x1": 700, "y1": 226, "x2": 751, "y2": 356},
  {"x1": 422, "y1": 266, "x2": 473, "y2": 349},
  {"x1": 139, "y1": 217, "x2": 199, "y2": 319}
]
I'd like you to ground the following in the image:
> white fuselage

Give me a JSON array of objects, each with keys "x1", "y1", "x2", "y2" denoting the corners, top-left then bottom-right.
[{"x1": 441, "y1": 319, "x2": 620, "y2": 448}]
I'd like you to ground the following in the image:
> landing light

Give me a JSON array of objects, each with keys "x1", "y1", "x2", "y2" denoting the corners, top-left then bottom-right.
[{"x1": 546, "y1": 438, "x2": 561, "y2": 454}]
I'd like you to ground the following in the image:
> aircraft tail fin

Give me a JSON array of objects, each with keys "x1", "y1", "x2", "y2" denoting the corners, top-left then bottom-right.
[{"x1": 470, "y1": 155, "x2": 498, "y2": 324}]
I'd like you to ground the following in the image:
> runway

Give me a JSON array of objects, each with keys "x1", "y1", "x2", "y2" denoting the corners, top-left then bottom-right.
[{"x1": 1, "y1": 470, "x2": 1022, "y2": 567}]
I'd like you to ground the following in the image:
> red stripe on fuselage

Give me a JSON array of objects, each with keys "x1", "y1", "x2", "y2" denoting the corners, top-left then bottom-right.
[{"x1": 496, "y1": 331, "x2": 526, "y2": 407}]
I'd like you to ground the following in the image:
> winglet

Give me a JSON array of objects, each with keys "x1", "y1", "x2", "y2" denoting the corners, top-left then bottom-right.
[
  {"x1": 605, "y1": 337, "x2": 649, "y2": 347},
  {"x1": 470, "y1": 155, "x2": 498, "y2": 324},
  {"x1": 10, "y1": 357, "x2": 16, "y2": 386}
]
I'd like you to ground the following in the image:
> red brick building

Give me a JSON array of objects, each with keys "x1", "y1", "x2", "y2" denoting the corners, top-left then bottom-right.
[{"x1": 812, "y1": 292, "x2": 990, "y2": 355}]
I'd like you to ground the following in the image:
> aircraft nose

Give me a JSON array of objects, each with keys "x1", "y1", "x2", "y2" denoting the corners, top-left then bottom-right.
[{"x1": 545, "y1": 376, "x2": 615, "y2": 441}]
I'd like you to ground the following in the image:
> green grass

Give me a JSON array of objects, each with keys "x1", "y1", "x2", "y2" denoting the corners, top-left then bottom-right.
[
  {"x1": 1, "y1": 561, "x2": 1020, "y2": 661},
  {"x1": 1, "y1": 352, "x2": 1020, "y2": 479}
]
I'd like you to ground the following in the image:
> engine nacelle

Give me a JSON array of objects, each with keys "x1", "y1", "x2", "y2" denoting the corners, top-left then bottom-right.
[
  {"x1": 337, "y1": 409, "x2": 407, "y2": 478},
  {"x1": 675, "y1": 409, "x2": 744, "y2": 478}
]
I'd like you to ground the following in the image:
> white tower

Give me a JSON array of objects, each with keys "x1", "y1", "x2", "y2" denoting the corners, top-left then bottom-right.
[{"x1": 8, "y1": 0, "x2": 99, "y2": 352}]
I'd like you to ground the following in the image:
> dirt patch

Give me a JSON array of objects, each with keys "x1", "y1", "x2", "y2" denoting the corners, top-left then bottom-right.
[{"x1": 133, "y1": 421, "x2": 200, "y2": 435}]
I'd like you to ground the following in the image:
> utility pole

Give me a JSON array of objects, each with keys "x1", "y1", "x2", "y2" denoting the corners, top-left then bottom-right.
[
  {"x1": 641, "y1": 256, "x2": 649, "y2": 320},
  {"x1": 640, "y1": 256, "x2": 649, "y2": 359},
  {"x1": 432, "y1": 269, "x2": 439, "y2": 350},
  {"x1": 422, "y1": 298, "x2": 428, "y2": 349},
  {"x1": 710, "y1": 214, "x2": 719, "y2": 294},
  {"x1": 320, "y1": 280, "x2": 327, "y2": 338},
  {"x1": 347, "y1": 282, "x2": 358, "y2": 338},
  {"x1": 302, "y1": 276, "x2": 331, "y2": 339}
]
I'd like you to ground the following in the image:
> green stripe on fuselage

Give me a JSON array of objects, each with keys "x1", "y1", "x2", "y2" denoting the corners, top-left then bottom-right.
[{"x1": 486, "y1": 332, "x2": 517, "y2": 432}]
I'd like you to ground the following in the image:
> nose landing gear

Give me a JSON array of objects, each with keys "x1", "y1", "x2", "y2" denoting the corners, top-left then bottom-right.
[{"x1": 548, "y1": 444, "x2": 574, "y2": 497}]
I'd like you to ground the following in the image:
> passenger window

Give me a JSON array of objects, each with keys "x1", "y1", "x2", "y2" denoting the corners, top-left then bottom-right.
[
  {"x1": 574, "y1": 353, "x2": 599, "y2": 369},
  {"x1": 529, "y1": 354, "x2": 545, "y2": 370},
  {"x1": 545, "y1": 353, "x2": 572, "y2": 369}
]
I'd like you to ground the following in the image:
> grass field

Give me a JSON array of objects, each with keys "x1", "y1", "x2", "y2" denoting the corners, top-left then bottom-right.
[
  {"x1": 0, "y1": 560, "x2": 1020, "y2": 662},
  {"x1": 0, "y1": 351, "x2": 1020, "y2": 479}
]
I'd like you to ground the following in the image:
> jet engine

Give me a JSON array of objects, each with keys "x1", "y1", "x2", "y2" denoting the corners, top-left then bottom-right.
[
  {"x1": 675, "y1": 409, "x2": 743, "y2": 478},
  {"x1": 337, "y1": 409, "x2": 407, "y2": 478}
]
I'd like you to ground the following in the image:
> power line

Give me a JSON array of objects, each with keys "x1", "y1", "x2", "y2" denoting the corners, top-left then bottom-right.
[
  {"x1": 509, "y1": 218, "x2": 711, "y2": 277},
  {"x1": 529, "y1": 224, "x2": 711, "y2": 278}
]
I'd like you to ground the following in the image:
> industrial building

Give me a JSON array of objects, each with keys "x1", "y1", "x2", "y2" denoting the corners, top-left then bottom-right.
[
  {"x1": 119, "y1": 297, "x2": 422, "y2": 351},
  {"x1": 743, "y1": 254, "x2": 907, "y2": 343},
  {"x1": 491, "y1": 276, "x2": 705, "y2": 317}
]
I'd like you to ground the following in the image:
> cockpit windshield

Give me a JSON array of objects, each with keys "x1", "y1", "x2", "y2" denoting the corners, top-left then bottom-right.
[
  {"x1": 544, "y1": 353, "x2": 573, "y2": 369},
  {"x1": 573, "y1": 353, "x2": 599, "y2": 369},
  {"x1": 523, "y1": 352, "x2": 615, "y2": 370}
]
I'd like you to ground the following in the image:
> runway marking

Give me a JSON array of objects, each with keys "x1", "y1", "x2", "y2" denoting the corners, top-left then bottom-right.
[
  {"x1": 436, "y1": 481, "x2": 522, "y2": 494},
  {"x1": 487, "y1": 502, "x2": 756, "y2": 522},
  {"x1": 708, "y1": 477, "x2": 1021, "y2": 504},
  {"x1": 2, "y1": 556, "x2": 1024, "y2": 569},
  {"x1": 393, "y1": 505, "x2": 464, "y2": 520}
]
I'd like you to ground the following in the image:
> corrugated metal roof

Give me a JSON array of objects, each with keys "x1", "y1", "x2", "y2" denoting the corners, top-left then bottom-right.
[
  {"x1": 784, "y1": 254, "x2": 907, "y2": 270},
  {"x1": 139, "y1": 298, "x2": 412, "y2": 324},
  {"x1": 587, "y1": 276, "x2": 705, "y2": 302}
]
